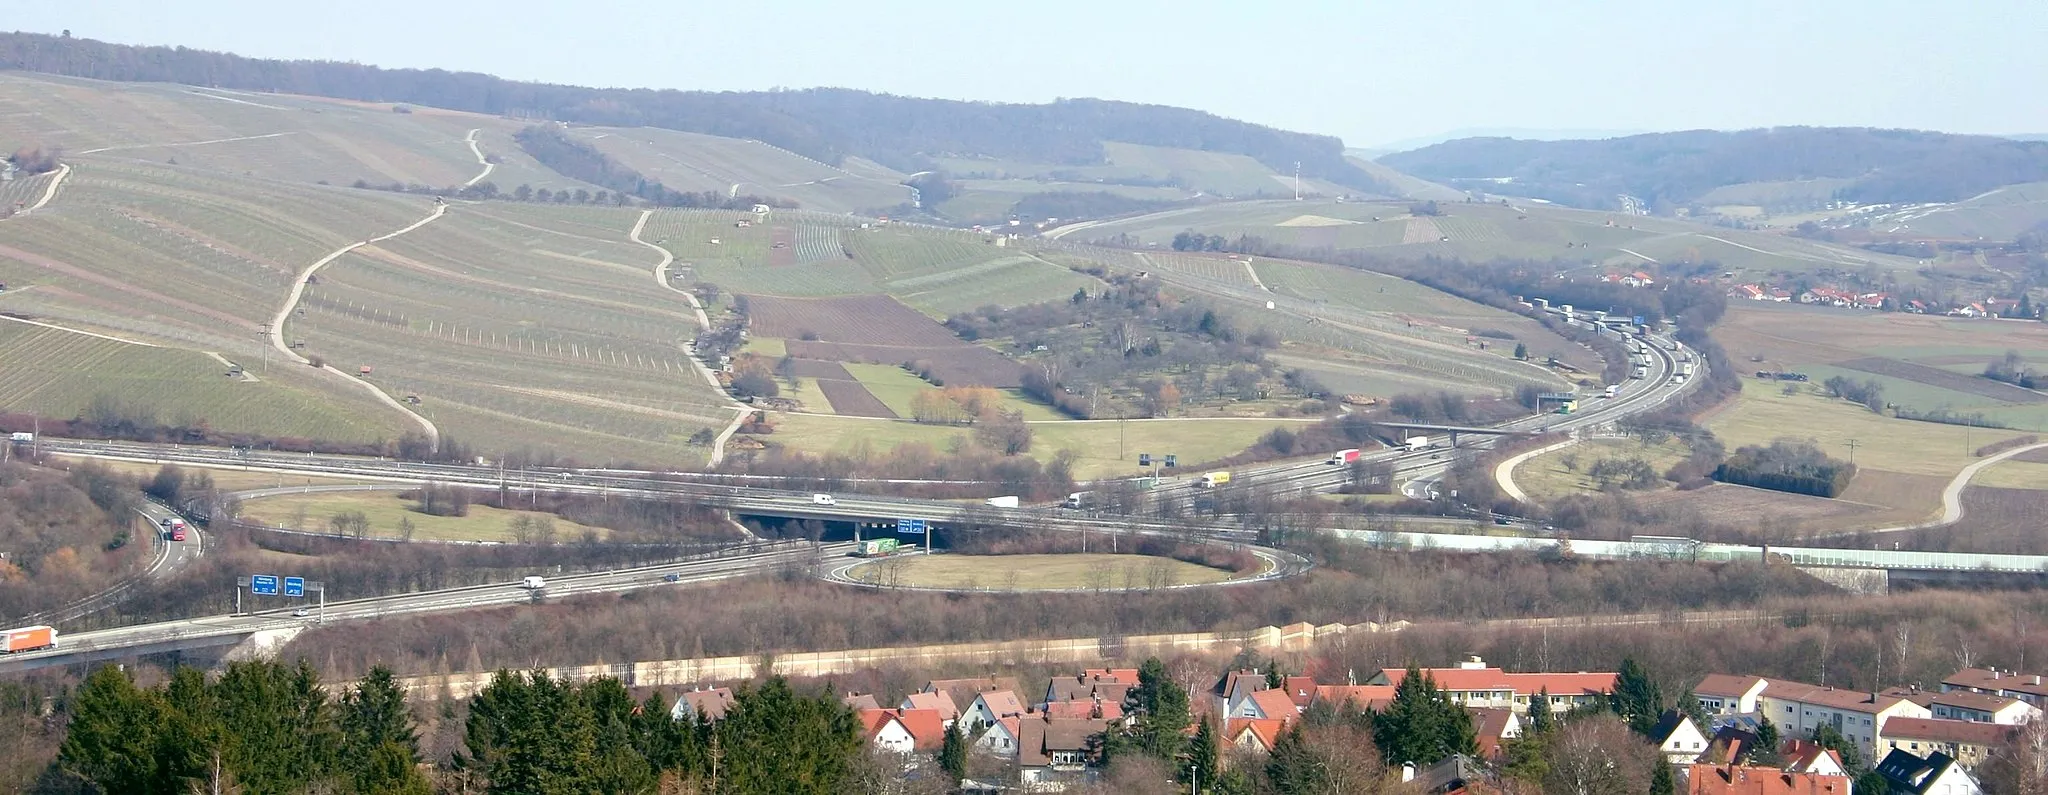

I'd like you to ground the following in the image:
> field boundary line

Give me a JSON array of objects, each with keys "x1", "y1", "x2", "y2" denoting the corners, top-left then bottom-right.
[
  {"x1": 0, "y1": 313, "x2": 159, "y2": 347},
  {"x1": 270, "y1": 205, "x2": 448, "y2": 449},
  {"x1": 462, "y1": 129, "x2": 495, "y2": 187},
  {"x1": 77, "y1": 132, "x2": 296, "y2": 156},
  {"x1": 1495, "y1": 435, "x2": 1578, "y2": 502},
  {"x1": 630, "y1": 209, "x2": 753, "y2": 465},
  {"x1": 1241, "y1": 257, "x2": 1270, "y2": 291}
]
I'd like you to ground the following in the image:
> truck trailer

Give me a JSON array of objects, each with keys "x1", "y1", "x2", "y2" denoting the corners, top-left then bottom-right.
[
  {"x1": 1403, "y1": 436, "x2": 1432, "y2": 453},
  {"x1": 0, "y1": 625, "x2": 56, "y2": 654},
  {"x1": 1197, "y1": 472, "x2": 1232, "y2": 488},
  {"x1": 855, "y1": 539, "x2": 902, "y2": 558},
  {"x1": 1327, "y1": 448, "x2": 1362, "y2": 465},
  {"x1": 984, "y1": 495, "x2": 1020, "y2": 508}
]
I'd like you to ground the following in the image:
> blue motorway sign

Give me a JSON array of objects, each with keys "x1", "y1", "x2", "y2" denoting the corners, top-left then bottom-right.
[
  {"x1": 283, "y1": 577, "x2": 306, "y2": 598},
  {"x1": 1633, "y1": 315, "x2": 1646, "y2": 325},
  {"x1": 896, "y1": 518, "x2": 927, "y2": 535},
  {"x1": 251, "y1": 574, "x2": 280, "y2": 595}
]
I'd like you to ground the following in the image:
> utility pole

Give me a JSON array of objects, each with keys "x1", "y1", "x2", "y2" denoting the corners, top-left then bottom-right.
[{"x1": 1845, "y1": 438, "x2": 1859, "y2": 464}]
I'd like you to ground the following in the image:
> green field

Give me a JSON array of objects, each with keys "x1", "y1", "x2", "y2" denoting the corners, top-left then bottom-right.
[
  {"x1": 238, "y1": 491, "x2": 605, "y2": 543},
  {"x1": 1516, "y1": 437, "x2": 1694, "y2": 499},
  {"x1": 847, "y1": 553, "x2": 1237, "y2": 590},
  {"x1": 1707, "y1": 387, "x2": 2033, "y2": 480},
  {"x1": 575, "y1": 127, "x2": 908, "y2": 214},
  {"x1": 0, "y1": 323, "x2": 407, "y2": 443},
  {"x1": 763, "y1": 412, "x2": 1313, "y2": 478},
  {"x1": 838, "y1": 363, "x2": 1064, "y2": 421}
]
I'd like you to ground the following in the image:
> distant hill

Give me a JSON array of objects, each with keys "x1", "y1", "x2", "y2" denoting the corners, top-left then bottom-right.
[
  {"x1": 0, "y1": 32, "x2": 1387, "y2": 195},
  {"x1": 1379, "y1": 127, "x2": 2048, "y2": 211}
]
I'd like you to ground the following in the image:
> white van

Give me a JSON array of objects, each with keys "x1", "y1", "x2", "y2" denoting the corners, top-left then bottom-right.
[
  {"x1": 811, "y1": 494, "x2": 836, "y2": 506},
  {"x1": 520, "y1": 576, "x2": 546, "y2": 590}
]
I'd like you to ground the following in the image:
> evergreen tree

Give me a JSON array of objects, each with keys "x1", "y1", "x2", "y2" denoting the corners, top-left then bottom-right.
[
  {"x1": 1526, "y1": 686, "x2": 1555, "y2": 735},
  {"x1": 1265, "y1": 724, "x2": 1323, "y2": 794},
  {"x1": 342, "y1": 666, "x2": 420, "y2": 790},
  {"x1": 1752, "y1": 717, "x2": 1783, "y2": 766},
  {"x1": 360, "y1": 742, "x2": 434, "y2": 795},
  {"x1": 1500, "y1": 734, "x2": 1550, "y2": 788},
  {"x1": 1651, "y1": 757, "x2": 1676, "y2": 795},
  {"x1": 212, "y1": 659, "x2": 339, "y2": 793},
  {"x1": 1676, "y1": 686, "x2": 1709, "y2": 729},
  {"x1": 1611, "y1": 658, "x2": 1666, "y2": 736},
  {"x1": 1264, "y1": 659, "x2": 1285, "y2": 691},
  {"x1": 714, "y1": 676, "x2": 863, "y2": 794},
  {"x1": 1187, "y1": 715, "x2": 1219, "y2": 793},
  {"x1": 1128, "y1": 657, "x2": 1191, "y2": 763},
  {"x1": 61, "y1": 665, "x2": 171, "y2": 793},
  {"x1": 1811, "y1": 724, "x2": 1865, "y2": 773},
  {"x1": 1369, "y1": 667, "x2": 1477, "y2": 766},
  {"x1": 939, "y1": 719, "x2": 968, "y2": 782},
  {"x1": 1514, "y1": 341, "x2": 1529, "y2": 360}
]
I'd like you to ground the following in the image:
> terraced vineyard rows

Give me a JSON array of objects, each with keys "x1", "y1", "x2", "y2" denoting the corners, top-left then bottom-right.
[
  {"x1": 0, "y1": 170, "x2": 54, "y2": 213},
  {"x1": 0, "y1": 323, "x2": 403, "y2": 442}
]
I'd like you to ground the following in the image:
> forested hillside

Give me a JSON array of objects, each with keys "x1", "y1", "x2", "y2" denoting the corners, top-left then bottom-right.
[
  {"x1": 1379, "y1": 127, "x2": 2048, "y2": 210},
  {"x1": 0, "y1": 32, "x2": 1385, "y2": 192}
]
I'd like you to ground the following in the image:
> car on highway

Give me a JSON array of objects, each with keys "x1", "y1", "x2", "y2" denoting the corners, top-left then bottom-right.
[
  {"x1": 811, "y1": 493, "x2": 836, "y2": 506},
  {"x1": 292, "y1": 607, "x2": 310, "y2": 618},
  {"x1": 662, "y1": 573, "x2": 682, "y2": 583}
]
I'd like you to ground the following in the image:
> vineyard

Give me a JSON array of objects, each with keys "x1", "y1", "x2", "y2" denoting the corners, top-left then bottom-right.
[
  {"x1": 0, "y1": 170, "x2": 53, "y2": 214},
  {"x1": 574, "y1": 127, "x2": 906, "y2": 214},
  {"x1": 0, "y1": 322, "x2": 404, "y2": 443}
]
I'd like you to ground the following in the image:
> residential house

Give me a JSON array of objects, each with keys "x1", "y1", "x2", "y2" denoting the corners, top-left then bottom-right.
[
  {"x1": 1952, "y1": 303, "x2": 1989, "y2": 319},
  {"x1": 1223, "y1": 688, "x2": 1299, "y2": 722},
  {"x1": 1212, "y1": 669, "x2": 1269, "y2": 716},
  {"x1": 1364, "y1": 656, "x2": 1617, "y2": 715},
  {"x1": 668, "y1": 687, "x2": 736, "y2": 722},
  {"x1": 1045, "y1": 671, "x2": 1135, "y2": 708},
  {"x1": 974, "y1": 715, "x2": 1027, "y2": 758},
  {"x1": 1782, "y1": 741, "x2": 1848, "y2": 776},
  {"x1": 1708, "y1": 725, "x2": 1763, "y2": 766},
  {"x1": 1225, "y1": 718, "x2": 1289, "y2": 755},
  {"x1": 1652, "y1": 710, "x2": 1712, "y2": 764},
  {"x1": 961, "y1": 690, "x2": 1029, "y2": 735},
  {"x1": 1879, "y1": 719, "x2": 2016, "y2": 770},
  {"x1": 1016, "y1": 714, "x2": 1110, "y2": 790},
  {"x1": 859, "y1": 708, "x2": 948, "y2": 754},
  {"x1": 1759, "y1": 680, "x2": 1932, "y2": 759},
  {"x1": 1697, "y1": 675, "x2": 1771, "y2": 717},
  {"x1": 1733, "y1": 284, "x2": 1769, "y2": 301},
  {"x1": 1312, "y1": 684, "x2": 1398, "y2": 713},
  {"x1": 841, "y1": 692, "x2": 881, "y2": 711},
  {"x1": 1281, "y1": 675, "x2": 1319, "y2": 711},
  {"x1": 1623, "y1": 271, "x2": 1657, "y2": 288},
  {"x1": 901, "y1": 690, "x2": 960, "y2": 728},
  {"x1": 924, "y1": 676, "x2": 1023, "y2": 715},
  {"x1": 1887, "y1": 687, "x2": 2041, "y2": 725},
  {"x1": 1680, "y1": 764, "x2": 1852, "y2": 795},
  {"x1": 1769, "y1": 288, "x2": 1793, "y2": 302},
  {"x1": 1941, "y1": 668, "x2": 2048, "y2": 708},
  {"x1": 1874, "y1": 749, "x2": 1982, "y2": 795},
  {"x1": 1469, "y1": 707, "x2": 1521, "y2": 759},
  {"x1": 1043, "y1": 697, "x2": 1122, "y2": 721}
]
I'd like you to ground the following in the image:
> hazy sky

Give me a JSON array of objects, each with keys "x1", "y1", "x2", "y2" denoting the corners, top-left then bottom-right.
[{"x1": 17, "y1": 0, "x2": 2047, "y2": 148}]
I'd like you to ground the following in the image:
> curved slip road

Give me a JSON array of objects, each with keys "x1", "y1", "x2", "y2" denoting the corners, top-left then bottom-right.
[
  {"x1": 629, "y1": 209, "x2": 753, "y2": 466},
  {"x1": 1494, "y1": 435, "x2": 1580, "y2": 502}
]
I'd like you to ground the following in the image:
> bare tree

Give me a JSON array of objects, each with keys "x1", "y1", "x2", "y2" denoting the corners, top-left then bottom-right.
[{"x1": 1544, "y1": 715, "x2": 1657, "y2": 795}]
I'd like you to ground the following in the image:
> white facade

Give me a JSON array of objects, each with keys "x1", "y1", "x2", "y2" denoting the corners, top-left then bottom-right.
[
  {"x1": 870, "y1": 718, "x2": 917, "y2": 754},
  {"x1": 1657, "y1": 717, "x2": 1709, "y2": 764},
  {"x1": 975, "y1": 720, "x2": 1020, "y2": 758},
  {"x1": 1763, "y1": 689, "x2": 1931, "y2": 760}
]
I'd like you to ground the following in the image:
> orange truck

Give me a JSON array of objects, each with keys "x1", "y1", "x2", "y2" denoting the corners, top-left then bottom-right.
[{"x1": 0, "y1": 625, "x2": 56, "y2": 654}]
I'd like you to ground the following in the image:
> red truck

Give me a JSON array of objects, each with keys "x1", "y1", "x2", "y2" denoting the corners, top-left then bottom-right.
[
  {"x1": 0, "y1": 625, "x2": 56, "y2": 654},
  {"x1": 1327, "y1": 448, "x2": 1362, "y2": 465}
]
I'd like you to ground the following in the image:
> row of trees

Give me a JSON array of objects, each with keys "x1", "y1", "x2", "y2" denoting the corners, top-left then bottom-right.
[
  {"x1": 7, "y1": 144, "x2": 60, "y2": 174},
  {"x1": 1712, "y1": 439, "x2": 1857, "y2": 498}
]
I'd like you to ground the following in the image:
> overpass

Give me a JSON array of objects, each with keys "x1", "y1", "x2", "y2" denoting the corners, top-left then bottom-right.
[{"x1": 1375, "y1": 422, "x2": 1536, "y2": 448}]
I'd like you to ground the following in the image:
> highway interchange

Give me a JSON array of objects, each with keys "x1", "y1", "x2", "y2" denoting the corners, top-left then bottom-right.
[{"x1": 0, "y1": 325, "x2": 1695, "y2": 672}]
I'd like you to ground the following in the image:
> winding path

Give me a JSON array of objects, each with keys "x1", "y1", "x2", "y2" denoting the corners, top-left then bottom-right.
[
  {"x1": 629, "y1": 209, "x2": 753, "y2": 466},
  {"x1": 1494, "y1": 436, "x2": 1580, "y2": 502},
  {"x1": 1849, "y1": 441, "x2": 2048, "y2": 537},
  {"x1": 21, "y1": 163, "x2": 70, "y2": 213},
  {"x1": 461, "y1": 129, "x2": 495, "y2": 187},
  {"x1": 270, "y1": 206, "x2": 447, "y2": 448}
]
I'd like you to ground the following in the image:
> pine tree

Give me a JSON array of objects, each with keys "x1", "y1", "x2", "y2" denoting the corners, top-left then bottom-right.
[
  {"x1": 1370, "y1": 667, "x2": 1477, "y2": 767},
  {"x1": 1265, "y1": 724, "x2": 1323, "y2": 794},
  {"x1": 939, "y1": 720, "x2": 968, "y2": 782},
  {"x1": 1129, "y1": 657, "x2": 1191, "y2": 762},
  {"x1": 360, "y1": 742, "x2": 433, "y2": 795},
  {"x1": 61, "y1": 665, "x2": 168, "y2": 793},
  {"x1": 1651, "y1": 758, "x2": 1676, "y2": 795},
  {"x1": 1527, "y1": 686, "x2": 1555, "y2": 735},
  {"x1": 1611, "y1": 658, "x2": 1666, "y2": 736},
  {"x1": 1187, "y1": 715, "x2": 1219, "y2": 793},
  {"x1": 1752, "y1": 717, "x2": 1783, "y2": 766},
  {"x1": 1676, "y1": 686, "x2": 1709, "y2": 729},
  {"x1": 342, "y1": 666, "x2": 419, "y2": 783},
  {"x1": 1514, "y1": 341, "x2": 1529, "y2": 360}
]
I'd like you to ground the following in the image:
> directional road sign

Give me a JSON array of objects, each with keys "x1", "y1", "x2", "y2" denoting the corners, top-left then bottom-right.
[
  {"x1": 283, "y1": 576, "x2": 306, "y2": 598},
  {"x1": 250, "y1": 574, "x2": 280, "y2": 596},
  {"x1": 896, "y1": 518, "x2": 927, "y2": 535}
]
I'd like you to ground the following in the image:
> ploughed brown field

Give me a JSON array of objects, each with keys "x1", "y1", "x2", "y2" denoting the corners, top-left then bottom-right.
[{"x1": 747, "y1": 294, "x2": 1024, "y2": 387}]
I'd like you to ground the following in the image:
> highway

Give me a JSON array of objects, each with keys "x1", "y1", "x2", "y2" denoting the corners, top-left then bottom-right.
[{"x1": 2, "y1": 325, "x2": 1691, "y2": 671}]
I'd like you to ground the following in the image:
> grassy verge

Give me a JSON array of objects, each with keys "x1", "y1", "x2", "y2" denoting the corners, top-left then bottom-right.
[
  {"x1": 761, "y1": 413, "x2": 1307, "y2": 479},
  {"x1": 1707, "y1": 387, "x2": 2033, "y2": 478},
  {"x1": 847, "y1": 553, "x2": 1235, "y2": 590},
  {"x1": 238, "y1": 491, "x2": 605, "y2": 543},
  {"x1": 1516, "y1": 438, "x2": 1693, "y2": 499}
]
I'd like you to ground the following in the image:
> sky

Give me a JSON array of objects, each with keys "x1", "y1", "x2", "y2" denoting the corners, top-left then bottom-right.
[{"x1": 14, "y1": 0, "x2": 2047, "y2": 148}]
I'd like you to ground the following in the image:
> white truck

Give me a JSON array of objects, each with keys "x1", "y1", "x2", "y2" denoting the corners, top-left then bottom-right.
[
  {"x1": 1403, "y1": 436, "x2": 1431, "y2": 453},
  {"x1": 6, "y1": 432, "x2": 29, "y2": 444},
  {"x1": 1062, "y1": 491, "x2": 1094, "y2": 509},
  {"x1": 984, "y1": 495, "x2": 1020, "y2": 508},
  {"x1": 520, "y1": 576, "x2": 546, "y2": 590},
  {"x1": 1604, "y1": 384, "x2": 1619, "y2": 398}
]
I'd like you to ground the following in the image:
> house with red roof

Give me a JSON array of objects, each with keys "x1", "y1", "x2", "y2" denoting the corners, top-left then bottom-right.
[
  {"x1": 974, "y1": 714, "x2": 1028, "y2": 758},
  {"x1": 1681, "y1": 763, "x2": 1852, "y2": 795},
  {"x1": 961, "y1": 690, "x2": 1029, "y2": 735},
  {"x1": 859, "y1": 708, "x2": 948, "y2": 754},
  {"x1": 899, "y1": 690, "x2": 959, "y2": 728},
  {"x1": 1017, "y1": 713, "x2": 1111, "y2": 787},
  {"x1": 1781, "y1": 740, "x2": 1847, "y2": 777},
  {"x1": 1225, "y1": 718, "x2": 1290, "y2": 754},
  {"x1": 668, "y1": 686, "x2": 737, "y2": 722},
  {"x1": 1312, "y1": 685, "x2": 1398, "y2": 713},
  {"x1": 1942, "y1": 666, "x2": 2048, "y2": 707},
  {"x1": 1044, "y1": 671, "x2": 1135, "y2": 707},
  {"x1": 1469, "y1": 707, "x2": 1521, "y2": 759},
  {"x1": 1224, "y1": 688, "x2": 1300, "y2": 722},
  {"x1": 1363, "y1": 656, "x2": 1616, "y2": 715}
]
